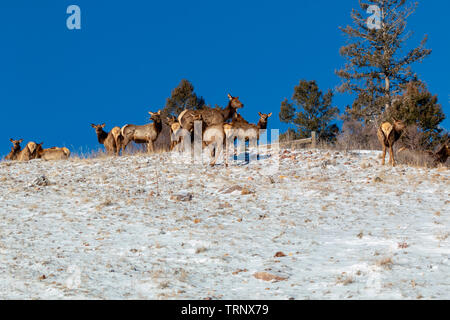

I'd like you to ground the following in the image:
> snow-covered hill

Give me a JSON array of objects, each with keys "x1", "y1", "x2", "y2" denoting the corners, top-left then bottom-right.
[{"x1": 0, "y1": 148, "x2": 448, "y2": 299}]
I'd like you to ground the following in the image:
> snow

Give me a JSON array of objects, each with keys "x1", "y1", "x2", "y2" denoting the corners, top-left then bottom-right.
[{"x1": 0, "y1": 148, "x2": 448, "y2": 299}]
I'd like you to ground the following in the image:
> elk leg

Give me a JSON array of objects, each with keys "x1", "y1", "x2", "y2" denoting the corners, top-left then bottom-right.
[
  {"x1": 389, "y1": 145, "x2": 395, "y2": 167},
  {"x1": 121, "y1": 139, "x2": 129, "y2": 154},
  {"x1": 148, "y1": 141, "x2": 154, "y2": 154},
  {"x1": 381, "y1": 144, "x2": 386, "y2": 165}
]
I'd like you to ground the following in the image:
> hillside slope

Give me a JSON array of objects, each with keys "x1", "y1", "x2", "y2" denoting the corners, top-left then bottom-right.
[{"x1": 0, "y1": 149, "x2": 449, "y2": 299}]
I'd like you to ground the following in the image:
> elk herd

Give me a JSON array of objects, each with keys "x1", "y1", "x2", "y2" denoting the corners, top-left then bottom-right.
[{"x1": 3, "y1": 93, "x2": 448, "y2": 167}]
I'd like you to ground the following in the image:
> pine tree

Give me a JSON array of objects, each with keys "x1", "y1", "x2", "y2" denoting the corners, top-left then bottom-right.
[
  {"x1": 163, "y1": 79, "x2": 205, "y2": 117},
  {"x1": 336, "y1": 0, "x2": 432, "y2": 124},
  {"x1": 279, "y1": 80, "x2": 339, "y2": 140},
  {"x1": 389, "y1": 81, "x2": 446, "y2": 150}
]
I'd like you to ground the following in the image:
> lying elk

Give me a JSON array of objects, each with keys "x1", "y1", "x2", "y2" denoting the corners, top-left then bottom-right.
[
  {"x1": 91, "y1": 123, "x2": 122, "y2": 156},
  {"x1": 377, "y1": 119, "x2": 406, "y2": 166},
  {"x1": 178, "y1": 94, "x2": 244, "y2": 132},
  {"x1": 5, "y1": 138, "x2": 23, "y2": 160},
  {"x1": 17, "y1": 141, "x2": 38, "y2": 162},
  {"x1": 121, "y1": 110, "x2": 163, "y2": 153},
  {"x1": 35, "y1": 143, "x2": 71, "y2": 160},
  {"x1": 434, "y1": 143, "x2": 449, "y2": 164},
  {"x1": 398, "y1": 143, "x2": 449, "y2": 167}
]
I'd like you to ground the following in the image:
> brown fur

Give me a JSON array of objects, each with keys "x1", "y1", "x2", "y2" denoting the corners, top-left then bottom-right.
[
  {"x1": 35, "y1": 144, "x2": 70, "y2": 160},
  {"x1": 91, "y1": 123, "x2": 120, "y2": 156},
  {"x1": 121, "y1": 111, "x2": 163, "y2": 153},
  {"x1": 225, "y1": 111, "x2": 272, "y2": 143},
  {"x1": 178, "y1": 94, "x2": 244, "y2": 132},
  {"x1": 167, "y1": 116, "x2": 182, "y2": 151},
  {"x1": 433, "y1": 144, "x2": 449, "y2": 164},
  {"x1": 110, "y1": 127, "x2": 123, "y2": 154},
  {"x1": 202, "y1": 123, "x2": 227, "y2": 167},
  {"x1": 377, "y1": 119, "x2": 406, "y2": 166},
  {"x1": 5, "y1": 138, "x2": 23, "y2": 161},
  {"x1": 17, "y1": 142, "x2": 38, "y2": 162},
  {"x1": 256, "y1": 112, "x2": 272, "y2": 130},
  {"x1": 398, "y1": 143, "x2": 450, "y2": 167}
]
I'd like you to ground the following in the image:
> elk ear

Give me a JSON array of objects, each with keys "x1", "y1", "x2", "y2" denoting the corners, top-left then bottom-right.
[
  {"x1": 101, "y1": 123, "x2": 105, "y2": 128},
  {"x1": 91, "y1": 124, "x2": 96, "y2": 128},
  {"x1": 19, "y1": 139, "x2": 23, "y2": 143},
  {"x1": 157, "y1": 110, "x2": 161, "y2": 115},
  {"x1": 10, "y1": 138, "x2": 14, "y2": 142},
  {"x1": 258, "y1": 112, "x2": 263, "y2": 117},
  {"x1": 267, "y1": 112, "x2": 272, "y2": 117},
  {"x1": 148, "y1": 111, "x2": 154, "y2": 115},
  {"x1": 227, "y1": 93, "x2": 233, "y2": 101}
]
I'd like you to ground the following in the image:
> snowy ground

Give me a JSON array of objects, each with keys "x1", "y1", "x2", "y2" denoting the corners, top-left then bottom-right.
[{"x1": 0, "y1": 147, "x2": 448, "y2": 299}]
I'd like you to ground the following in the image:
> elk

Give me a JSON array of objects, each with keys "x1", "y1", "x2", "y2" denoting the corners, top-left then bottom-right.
[
  {"x1": 91, "y1": 123, "x2": 121, "y2": 155},
  {"x1": 16, "y1": 142, "x2": 38, "y2": 162},
  {"x1": 433, "y1": 143, "x2": 449, "y2": 164},
  {"x1": 256, "y1": 112, "x2": 272, "y2": 130},
  {"x1": 121, "y1": 110, "x2": 163, "y2": 153},
  {"x1": 5, "y1": 138, "x2": 23, "y2": 160},
  {"x1": 201, "y1": 120, "x2": 227, "y2": 167},
  {"x1": 178, "y1": 94, "x2": 244, "y2": 132},
  {"x1": 166, "y1": 116, "x2": 183, "y2": 151},
  {"x1": 377, "y1": 119, "x2": 406, "y2": 166},
  {"x1": 398, "y1": 143, "x2": 449, "y2": 167},
  {"x1": 223, "y1": 112, "x2": 273, "y2": 160},
  {"x1": 35, "y1": 143, "x2": 71, "y2": 160},
  {"x1": 224, "y1": 111, "x2": 273, "y2": 145}
]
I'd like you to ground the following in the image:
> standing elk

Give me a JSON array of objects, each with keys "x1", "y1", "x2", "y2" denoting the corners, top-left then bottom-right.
[
  {"x1": 91, "y1": 123, "x2": 121, "y2": 156},
  {"x1": 199, "y1": 116, "x2": 227, "y2": 167},
  {"x1": 5, "y1": 138, "x2": 23, "y2": 160},
  {"x1": 35, "y1": 143, "x2": 71, "y2": 160},
  {"x1": 121, "y1": 110, "x2": 163, "y2": 154},
  {"x1": 223, "y1": 112, "x2": 273, "y2": 152},
  {"x1": 256, "y1": 112, "x2": 272, "y2": 130},
  {"x1": 166, "y1": 116, "x2": 183, "y2": 151},
  {"x1": 178, "y1": 94, "x2": 244, "y2": 133},
  {"x1": 377, "y1": 119, "x2": 406, "y2": 166}
]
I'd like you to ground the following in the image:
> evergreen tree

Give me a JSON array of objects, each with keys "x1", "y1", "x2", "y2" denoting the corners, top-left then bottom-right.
[
  {"x1": 389, "y1": 81, "x2": 446, "y2": 149},
  {"x1": 336, "y1": 0, "x2": 432, "y2": 123},
  {"x1": 163, "y1": 79, "x2": 205, "y2": 117},
  {"x1": 279, "y1": 80, "x2": 339, "y2": 141}
]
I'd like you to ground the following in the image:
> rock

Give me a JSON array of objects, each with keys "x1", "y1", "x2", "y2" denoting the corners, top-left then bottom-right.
[
  {"x1": 253, "y1": 272, "x2": 288, "y2": 282},
  {"x1": 171, "y1": 193, "x2": 193, "y2": 201},
  {"x1": 31, "y1": 175, "x2": 51, "y2": 187},
  {"x1": 241, "y1": 187, "x2": 254, "y2": 195},
  {"x1": 274, "y1": 251, "x2": 287, "y2": 258},
  {"x1": 221, "y1": 185, "x2": 243, "y2": 194},
  {"x1": 374, "y1": 177, "x2": 383, "y2": 183}
]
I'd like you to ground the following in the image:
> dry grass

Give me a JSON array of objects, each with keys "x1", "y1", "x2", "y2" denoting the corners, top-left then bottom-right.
[{"x1": 376, "y1": 257, "x2": 394, "y2": 269}]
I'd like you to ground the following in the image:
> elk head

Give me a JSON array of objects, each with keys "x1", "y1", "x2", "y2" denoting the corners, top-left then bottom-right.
[
  {"x1": 227, "y1": 94, "x2": 244, "y2": 110},
  {"x1": 392, "y1": 118, "x2": 406, "y2": 132},
  {"x1": 149, "y1": 110, "x2": 162, "y2": 122},
  {"x1": 91, "y1": 123, "x2": 106, "y2": 134},
  {"x1": 258, "y1": 112, "x2": 272, "y2": 122},
  {"x1": 9, "y1": 138, "x2": 23, "y2": 150}
]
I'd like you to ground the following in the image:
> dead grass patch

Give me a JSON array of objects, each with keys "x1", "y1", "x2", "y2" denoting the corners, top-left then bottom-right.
[{"x1": 376, "y1": 257, "x2": 394, "y2": 269}]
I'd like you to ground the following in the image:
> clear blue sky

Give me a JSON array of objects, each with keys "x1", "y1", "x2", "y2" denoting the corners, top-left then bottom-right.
[{"x1": 1, "y1": 0, "x2": 448, "y2": 156}]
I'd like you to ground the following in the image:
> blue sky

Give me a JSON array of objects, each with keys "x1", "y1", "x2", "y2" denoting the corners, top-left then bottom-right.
[{"x1": 0, "y1": 0, "x2": 448, "y2": 156}]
